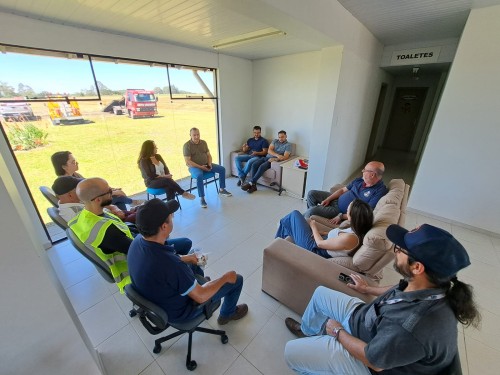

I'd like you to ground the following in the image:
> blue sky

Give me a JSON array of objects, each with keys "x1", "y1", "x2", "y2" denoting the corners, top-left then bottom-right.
[{"x1": 0, "y1": 52, "x2": 214, "y2": 95}]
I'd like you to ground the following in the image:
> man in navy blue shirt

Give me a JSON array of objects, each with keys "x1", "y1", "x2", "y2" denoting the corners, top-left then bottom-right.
[
  {"x1": 127, "y1": 198, "x2": 248, "y2": 324},
  {"x1": 235, "y1": 125, "x2": 269, "y2": 186},
  {"x1": 304, "y1": 161, "x2": 387, "y2": 224}
]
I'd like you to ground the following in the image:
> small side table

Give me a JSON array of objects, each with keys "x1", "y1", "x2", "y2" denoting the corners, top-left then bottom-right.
[{"x1": 279, "y1": 157, "x2": 308, "y2": 199}]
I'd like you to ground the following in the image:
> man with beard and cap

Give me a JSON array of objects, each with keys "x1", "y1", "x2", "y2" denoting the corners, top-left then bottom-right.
[
  {"x1": 283, "y1": 224, "x2": 481, "y2": 375},
  {"x1": 68, "y1": 178, "x2": 193, "y2": 293}
]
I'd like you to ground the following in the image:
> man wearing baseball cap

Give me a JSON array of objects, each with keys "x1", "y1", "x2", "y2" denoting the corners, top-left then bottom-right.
[
  {"x1": 52, "y1": 175, "x2": 84, "y2": 222},
  {"x1": 284, "y1": 224, "x2": 481, "y2": 374},
  {"x1": 127, "y1": 198, "x2": 248, "y2": 325},
  {"x1": 68, "y1": 178, "x2": 192, "y2": 293}
]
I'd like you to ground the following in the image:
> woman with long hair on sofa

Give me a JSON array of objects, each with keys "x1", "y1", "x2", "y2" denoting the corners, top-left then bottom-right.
[
  {"x1": 276, "y1": 199, "x2": 373, "y2": 259},
  {"x1": 137, "y1": 140, "x2": 195, "y2": 201},
  {"x1": 51, "y1": 150, "x2": 139, "y2": 211}
]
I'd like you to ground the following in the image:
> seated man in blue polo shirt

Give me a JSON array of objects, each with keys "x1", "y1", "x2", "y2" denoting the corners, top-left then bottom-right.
[
  {"x1": 241, "y1": 130, "x2": 292, "y2": 194},
  {"x1": 235, "y1": 125, "x2": 269, "y2": 186},
  {"x1": 303, "y1": 161, "x2": 387, "y2": 224},
  {"x1": 127, "y1": 198, "x2": 249, "y2": 324}
]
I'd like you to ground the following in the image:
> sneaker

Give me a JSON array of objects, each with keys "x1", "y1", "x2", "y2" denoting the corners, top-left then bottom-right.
[
  {"x1": 181, "y1": 192, "x2": 196, "y2": 200},
  {"x1": 200, "y1": 198, "x2": 207, "y2": 208},
  {"x1": 237, "y1": 178, "x2": 245, "y2": 187},
  {"x1": 219, "y1": 189, "x2": 232, "y2": 197},
  {"x1": 247, "y1": 184, "x2": 257, "y2": 193},
  {"x1": 285, "y1": 317, "x2": 306, "y2": 338},
  {"x1": 217, "y1": 304, "x2": 249, "y2": 325},
  {"x1": 241, "y1": 182, "x2": 251, "y2": 191}
]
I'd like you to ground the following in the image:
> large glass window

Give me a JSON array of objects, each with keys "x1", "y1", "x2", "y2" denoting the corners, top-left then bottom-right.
[{"x1": 0, "y1": 45, "x2": 219, "y2": 241}]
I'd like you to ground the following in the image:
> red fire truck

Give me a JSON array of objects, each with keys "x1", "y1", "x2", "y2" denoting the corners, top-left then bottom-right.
[{"x1": 112, "y1": 89, "x2": 157, "y2": 119}]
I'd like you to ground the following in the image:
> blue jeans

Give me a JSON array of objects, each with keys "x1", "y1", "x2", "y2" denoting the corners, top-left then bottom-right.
[
  {"x1": 284, "y1": 286, "x2": 370, "y2": 375},
  {"x1": 250, "y1": 158, "x2": 271, "y2": 184},
  {"x1": 166, "y1": 237, "x2": 192, "y2": 255},
  {"x1": 187, "y1": 274, "x2": 243, "y2": 319},
  {"x1": 189, "y1": 164, "x2": 226, "y2": 198},
  {"x1": 235, "y1": 154, "x2": 263, "y2": 179},
  {"x1": 303, "y1": 190, "x2": 340, "y2": 219},
  {"x1": 112, "y1": 195, "x2": 133, "y2": 211},
  {"x1": 276, "y1": 210, "x2": 332, "y2": 259}
]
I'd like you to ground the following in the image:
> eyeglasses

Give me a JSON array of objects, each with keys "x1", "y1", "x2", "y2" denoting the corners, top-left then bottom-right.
[
  {"x1": 68, "y1": 160, "x2": 78, "y2": 165},
  {"x1": 362, "y1": 169, "x2": 376, "y2": 174},
  {"x1": 393, "y1": 245, "x2": 409, "y2": 255},
  {"x1": 90, "y1": 188, "x2": 113, "y2": 201}
]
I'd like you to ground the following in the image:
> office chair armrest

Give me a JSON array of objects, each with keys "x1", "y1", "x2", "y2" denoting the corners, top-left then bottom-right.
[{"x1": 190, "y1": 298, "x2": 221, "y2": 320}]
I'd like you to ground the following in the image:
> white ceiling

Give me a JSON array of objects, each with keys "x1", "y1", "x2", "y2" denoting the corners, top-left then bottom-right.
[{"x1": 1, "y1": 0, "x2": 500, "y2": 60}]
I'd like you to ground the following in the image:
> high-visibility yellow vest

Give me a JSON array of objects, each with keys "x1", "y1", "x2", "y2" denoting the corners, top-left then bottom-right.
[{"x1": 68, "y1": 209, "x2": 133, "y2": 293}]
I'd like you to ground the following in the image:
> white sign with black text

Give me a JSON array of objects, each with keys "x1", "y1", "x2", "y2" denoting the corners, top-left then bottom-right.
[{"x1": 390, "y1": 47, "x2": 441, "y2": 66}]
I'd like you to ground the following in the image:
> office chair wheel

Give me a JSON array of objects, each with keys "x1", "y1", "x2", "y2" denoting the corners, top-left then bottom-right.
[
  {"x1": 221, "y1": 334, "x2": 229, "y2": 344},
  {"x1": 129, "y1": 309, "x2": 137, "y2": 318},
  {"x1": 186, "y1": 360, "x2": 197, "y2": 371},
  {"x1": 153, "y1": 343, "x2": 162, "y2": 354}
]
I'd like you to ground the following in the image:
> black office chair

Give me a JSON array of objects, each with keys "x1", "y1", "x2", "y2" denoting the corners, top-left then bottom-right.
[
  {"x1": 39, "y1": 186, "x2": 59, "y2": 207},
  {"x1": 65, "y1": 228, "x2": 114, "y2": 284},
  {"x1": 47, "y1": 207, "x2": 68, "y2": 230},
  {"x1": 438, "y1": 352, "x2": 462, "y2": 375},
  {"x1": 124, "y1": 283, "x2": 228, "y2": 371}
]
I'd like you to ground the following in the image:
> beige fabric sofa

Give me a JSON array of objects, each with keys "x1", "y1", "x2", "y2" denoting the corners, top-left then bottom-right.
[
  {"x1": 230, "y1": 141, "x2": 296, "y2": 189},
  {"x1": 261, "y1": 178, "x2": 410, "y2": 315}
]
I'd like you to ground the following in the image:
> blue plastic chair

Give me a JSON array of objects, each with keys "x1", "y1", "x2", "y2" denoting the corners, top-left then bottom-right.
[
  {"x1": 146, "y1": 187, "x2": 181, "y2": 208},
  {"x1": 189, "y1": 171, "x2": 219, "y2": 196}
]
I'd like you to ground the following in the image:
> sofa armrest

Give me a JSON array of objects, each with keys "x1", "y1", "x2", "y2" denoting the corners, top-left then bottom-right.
[{"x1": 262, "y1": 238, "x2": 375, "y2": 315}]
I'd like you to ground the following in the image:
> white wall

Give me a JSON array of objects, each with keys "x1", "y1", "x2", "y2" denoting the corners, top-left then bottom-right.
[
  {"x1": 255, "y1": 0, "x2": 387, "y2": 190},
  {"x1": 409, "y1": 5, "x2": 500, "y2": 234},
  {"x1": 217, "y1": 54, "x2": 253, "y2": 166},
  {"x1": 0, "y1": 173, "x2": 100, "y2": 374},
  {"x1": 252, "y1": 50, "x2": 321, "y2": 155}
]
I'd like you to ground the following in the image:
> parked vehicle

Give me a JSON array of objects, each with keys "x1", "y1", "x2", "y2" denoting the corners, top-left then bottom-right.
[
  {"x1": 0, "y1": 102, "x2": 39, "y2": 121},
  {"x1": 110, "y1": 89, "x2": 157, "y2": 119}
]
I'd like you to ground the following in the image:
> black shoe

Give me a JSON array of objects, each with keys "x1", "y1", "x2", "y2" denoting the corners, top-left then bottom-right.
[
  {"x1": 285, "y1": 317, "x2": 306, "y2": 338},
  {"x1": 241, "y1": 182, "x2": 251, "y2": 191},
  {"x1": 237, "y1": 178, "x2": 244, "y2": 187},
  {"x1": 248, "y1": 184, "x2": 257, "y2": 193}
]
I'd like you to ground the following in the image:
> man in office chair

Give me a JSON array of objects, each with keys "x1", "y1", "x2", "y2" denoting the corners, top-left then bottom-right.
[
  {"x1": 284, "y1": 224, "x2": 481, "y2": 374},
  {"x1": 68, "y1": 178, "x2": 193, "y2": 293},
  {"x1": 128, "y1": 198, "x2": 248, "y2": 325}
]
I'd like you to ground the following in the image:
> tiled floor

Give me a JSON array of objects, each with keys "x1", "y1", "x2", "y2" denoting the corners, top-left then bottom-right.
[{"x1": 47, "y1": 177, "x2": 500, "y2": 375}]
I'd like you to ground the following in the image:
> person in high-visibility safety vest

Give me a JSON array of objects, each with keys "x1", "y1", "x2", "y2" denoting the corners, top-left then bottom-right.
[{"x1": 68, "y1": 177, "x2": 194, "y2": 293}]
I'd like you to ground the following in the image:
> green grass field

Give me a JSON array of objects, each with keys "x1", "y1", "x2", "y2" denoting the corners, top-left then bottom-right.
[{"x1": 2, "y1": 94, "x2": 218, "y2": 223}]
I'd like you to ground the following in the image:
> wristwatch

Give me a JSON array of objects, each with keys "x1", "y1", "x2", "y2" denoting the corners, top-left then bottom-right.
[{"x1": 332, "y1": 326, "x2": 345, "y2": 339}]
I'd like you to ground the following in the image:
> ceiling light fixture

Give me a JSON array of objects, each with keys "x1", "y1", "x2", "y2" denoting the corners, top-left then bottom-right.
[
  {"x1": 412, "y1": 67, "x2": 420, "y2": 80},
  {"x1": 213, "y1": 28, "x2": 286, "y2": 49}
]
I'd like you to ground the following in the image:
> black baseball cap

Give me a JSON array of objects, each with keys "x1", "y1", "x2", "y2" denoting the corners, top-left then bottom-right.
[
  {"x1": 52, "y1": 176, "x2": 82, "y2": 196},
  {"x1": 136, "y1": 198, "x2": 180, "y2": 233}
]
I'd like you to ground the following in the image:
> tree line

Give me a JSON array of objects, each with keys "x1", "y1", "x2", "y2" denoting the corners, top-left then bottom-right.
[{"x1": 0, "y1": 81, "x2": 189, "y2": 98}]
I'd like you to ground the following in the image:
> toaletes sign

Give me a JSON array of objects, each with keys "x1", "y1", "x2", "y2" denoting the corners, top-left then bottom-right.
[{"x1": 390, "y1": 46, "x2": 441, "y2": 66}]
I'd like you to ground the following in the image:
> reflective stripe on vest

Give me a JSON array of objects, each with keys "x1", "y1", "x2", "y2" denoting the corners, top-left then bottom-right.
[{"x1": 69, "y1": 209, "x2": 133, "y2": 293}]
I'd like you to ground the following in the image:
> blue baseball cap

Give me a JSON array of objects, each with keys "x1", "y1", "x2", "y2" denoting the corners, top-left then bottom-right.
[{"x1": 386, "y1": 224, "x2": 471, "y2": 278}]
